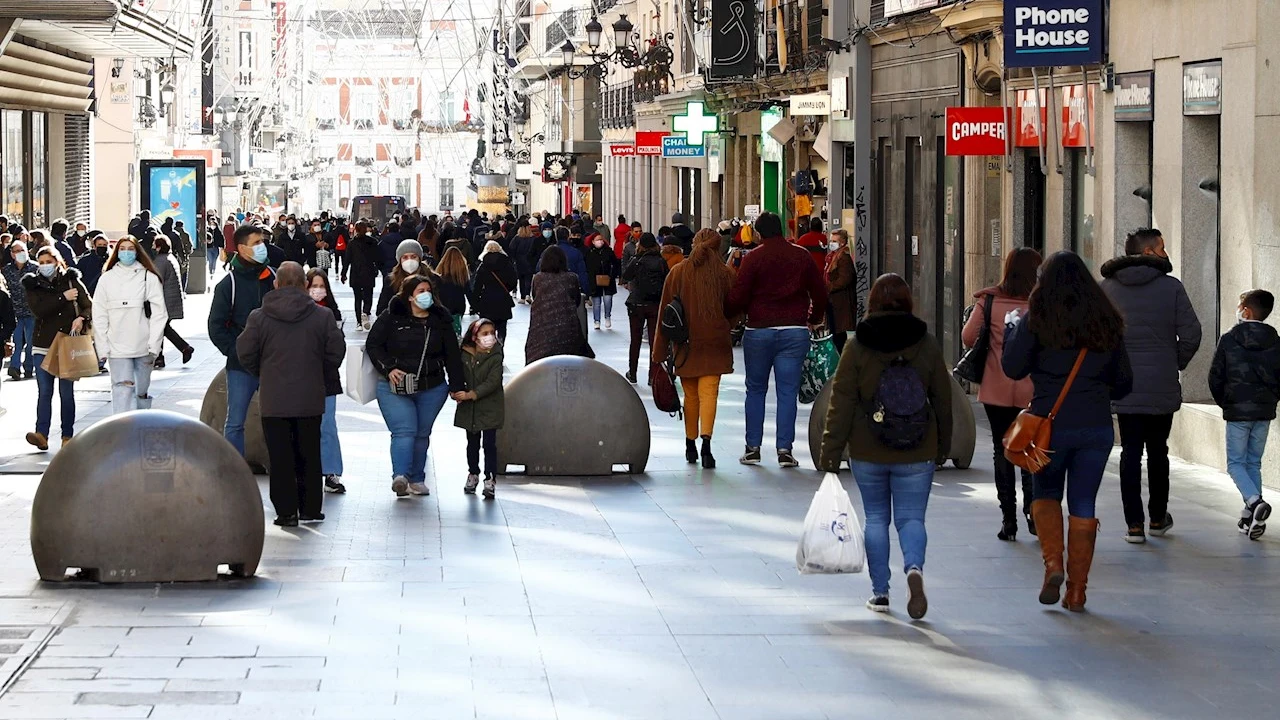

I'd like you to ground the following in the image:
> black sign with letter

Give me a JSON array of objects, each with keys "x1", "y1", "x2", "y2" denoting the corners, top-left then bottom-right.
[{"x1": 710, "y1": 1, "x2": 756, "y2": 79}]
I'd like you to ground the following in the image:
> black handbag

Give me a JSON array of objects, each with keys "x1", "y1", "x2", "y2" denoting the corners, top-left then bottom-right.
[{"x1": 953, "y1": 294, "x2": 994, "y2": 383}]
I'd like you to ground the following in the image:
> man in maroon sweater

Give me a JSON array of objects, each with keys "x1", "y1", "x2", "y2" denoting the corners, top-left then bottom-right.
[{"x1": 727, "y1": 212, "x2": 828, "y2": 467}]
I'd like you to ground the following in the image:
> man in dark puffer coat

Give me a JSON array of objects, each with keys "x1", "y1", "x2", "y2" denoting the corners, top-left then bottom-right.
[{"x1": 1100, "y1": 228, "x2": 1202, "y2": 543}]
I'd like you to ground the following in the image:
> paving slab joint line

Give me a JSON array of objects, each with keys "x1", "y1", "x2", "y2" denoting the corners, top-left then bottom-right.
[{"x1": 0, "y1": 626, "x2": 58, "y2": 698}]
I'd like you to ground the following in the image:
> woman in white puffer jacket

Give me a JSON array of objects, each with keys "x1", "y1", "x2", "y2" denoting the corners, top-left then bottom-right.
[{"x1": 91, "y1": 236, "x2": 168, "y2": 414}]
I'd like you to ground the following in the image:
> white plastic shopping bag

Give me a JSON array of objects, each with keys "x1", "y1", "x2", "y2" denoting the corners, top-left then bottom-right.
[
  {"x1": 796, "y1": 473, "x2": 866, "y2": 574},
  {"x1": 343, "y1": 343, "x2": 379, "y2": 405}
]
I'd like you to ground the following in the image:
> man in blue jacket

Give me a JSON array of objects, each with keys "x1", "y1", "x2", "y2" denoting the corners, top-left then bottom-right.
[
  {"x1": 538, "y1": 225, "x2": 589, "y2": 292},
  {"x1": 208, "y1": 224, "x2": 278, "y2": 457}
]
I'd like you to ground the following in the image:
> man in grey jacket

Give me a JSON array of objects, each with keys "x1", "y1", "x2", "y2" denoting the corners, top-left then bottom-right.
[
  {"x1": 1101, "y1": 229, "x2": 1202, "y2": 543},
  {"x1": 237, "y1": 262, "x2": 346, "y2": 527}
]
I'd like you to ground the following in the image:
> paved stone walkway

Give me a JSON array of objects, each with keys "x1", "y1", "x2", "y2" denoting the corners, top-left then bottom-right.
[{"x1": 0, "y1": 270, "x2": 1276, "y2": 719}]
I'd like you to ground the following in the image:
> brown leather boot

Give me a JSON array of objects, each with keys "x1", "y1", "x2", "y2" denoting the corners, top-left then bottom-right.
[
  {"x1": 1030, "y1": 499, "x2": 1065, "y2": 605},
  {"x1": 1063, "y1": 516, "x2": 1100, "y2": 612}
]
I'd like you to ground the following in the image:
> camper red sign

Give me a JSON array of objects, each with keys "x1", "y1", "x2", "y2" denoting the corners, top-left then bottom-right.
[{"x1": 945, "y1": 107, "x2": 1010, "y2": 156}]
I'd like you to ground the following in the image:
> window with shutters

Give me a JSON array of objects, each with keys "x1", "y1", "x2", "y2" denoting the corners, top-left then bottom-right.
[
  {"x1": 318, "y1": 178, "x2": 335, "y2": 212},
  {"x1": 63, "y1": 115, "x2": 91, "y2": 226},
  {"x1": 439, "y1": 178, "x2": 454, "y2": 211},
  {"x1": 356, "y1": 177, "x2": 373, "y2": 195},
  {"x1": 316, "y1": 85, "x2": 339, "y2": 130}
]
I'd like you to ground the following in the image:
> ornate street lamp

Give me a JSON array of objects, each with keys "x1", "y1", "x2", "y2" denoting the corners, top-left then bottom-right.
[{"x1": 560, "y1": 15, "x2": 675, "y2": 82}]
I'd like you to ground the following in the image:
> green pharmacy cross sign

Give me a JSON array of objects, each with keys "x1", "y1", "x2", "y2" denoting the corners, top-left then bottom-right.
[{"x1": 672, "y1": 101, "x2": 718, "y2": 146}]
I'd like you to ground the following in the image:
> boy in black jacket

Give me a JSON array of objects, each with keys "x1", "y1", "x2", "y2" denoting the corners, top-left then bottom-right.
[{"x1": 1209, "y1": 289, "x2": 1280, "y2": 539}]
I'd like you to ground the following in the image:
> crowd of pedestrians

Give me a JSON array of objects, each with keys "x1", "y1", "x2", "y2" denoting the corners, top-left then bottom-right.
[{"x1": 2, "y1": 204, "x2": 1275, "y2": 627}]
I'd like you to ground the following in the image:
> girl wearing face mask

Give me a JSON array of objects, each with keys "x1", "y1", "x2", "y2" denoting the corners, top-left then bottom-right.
[
  {"x1": 375, "y1": 239, "x2": 431, "y2": 317},
  {"x1": 366, "y1": 275, "x2": 465, "y2": 498},
  {"x1": 92, "y1": 236, "x2": 168, "y2": 415},
  {"x1": 22, "y1": 246, "x2": 93, "y2": 449},
  {"x1": 453, "y1": 319, "x2": 504, "y2": 498},
  {"x1": 149, "y1": 235, "x2": 194, "y2": 368},
  {"x1": 584, "y1": 232, "x2": 619, "y2": 330},
  {"x1": 307, "y1": 269, "x2": 346, "y2": 495}
]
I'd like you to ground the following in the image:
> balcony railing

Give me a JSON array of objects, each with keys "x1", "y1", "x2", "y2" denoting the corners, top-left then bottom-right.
[
  {"x1": 545, "y1": 8, "x2": 579, "y2": 53},
  {"x1": 765, "y1": 0, "x2": 828, "y2": 76}
]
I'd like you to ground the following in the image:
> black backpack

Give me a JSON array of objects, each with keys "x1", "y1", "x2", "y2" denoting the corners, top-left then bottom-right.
[
  {"x1": 868, "y1": 357, "x2": 930, "y2": 450},
  {"x1": 661, "y1": 295, "x2": 689, "y2": 345}
]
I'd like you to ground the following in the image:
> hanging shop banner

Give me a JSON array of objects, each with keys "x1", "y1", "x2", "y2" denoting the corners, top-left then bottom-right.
[
  {"x1": 945, "y1": 107, "x2": 1009, "y2": 156},
  {"x1": 1061, "y1": 84, "x2": 1096, "y2": 147},
  {"x1": 201, "y1": 0, "x2": 214, "y2": 135},
  {"x1": 635, "y1": 131, "x2": 669, "y2": 156},
  {"x1": 662, "y1": 136, "x2": 705, "y2": 158},
  {"x1": 1114, "y1": 71, "x2": 1154, "y2": 122},
  {"x1": 710, "y1": 1, "x2": 756, "y2": 79},
  {"x1": 1004, "y1": 1, "x2": 1105, "y2": 68},
  {"x1": 789, "y1": 92, "x2": 831, "y2": 116},
  {"x1": 543, "y1": 153, "x2": 573, "y2": 182},
  {"x1": 1015, "y1": 89, "x2": 1048, "y2": 148},
  {"x1": 609, "y1": 144, "x2": 636, "y2": 156},
  {"x1": 1183, "y1": 60, "x2": 1222, "y2": 116}
]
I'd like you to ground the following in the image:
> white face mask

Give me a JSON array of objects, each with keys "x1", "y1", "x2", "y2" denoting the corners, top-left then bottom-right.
[
  {"x1": 309, "y1": 287, "x2": 327, "y2": 303},
  {"x1": 401, "y1": 258, "x2": 420, "y2": 274},
  {"x1": 478, "y1": 334, "x2": 497, "y2": 350},
  {"x1": 1237, "y1": 308, "x2": 1247, "y2": 323}
]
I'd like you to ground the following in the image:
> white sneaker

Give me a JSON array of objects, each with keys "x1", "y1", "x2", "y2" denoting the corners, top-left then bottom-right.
[
  {"x1": 604, "y1": 318, "x2": 612, "y2": 329},
  {"x1": 408, "y1": 482, "x2": 430, "y2": 496},
  {"x1": 392, "y1": 475, "x2": 409, "y2": 497},
  {"x1": 594, "y1": 321, "x2": 601, "y2": 330},
  {"x1": 362, "y1": 318, "x2": 373, "y2": 331},
  {"x1": 464, "y1": 474, "x2": 480, "y2": 494}
]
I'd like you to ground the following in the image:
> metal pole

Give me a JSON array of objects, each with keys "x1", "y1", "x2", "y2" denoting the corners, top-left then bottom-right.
[
  {"x1": 1082, "y1": 65, "x2": 1095, "y2": 175},
  {"x1": 1031, "y1": 67, "x2": 1047, "y2": 176}
]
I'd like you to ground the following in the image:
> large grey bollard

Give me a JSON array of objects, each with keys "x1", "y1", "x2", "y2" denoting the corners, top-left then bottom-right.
[
  {"x1": 31, "y1": 410, "x2": 265, "y2": 583},
  {"x1": 499, "y1": 356, "x2": 650, "y2": 475},
  {"x1": 200, "y1": 368, "x2": 270, "y2": 472},
  {"x1": 808, "y1": 374, "x2": 977, "y2": 470}
]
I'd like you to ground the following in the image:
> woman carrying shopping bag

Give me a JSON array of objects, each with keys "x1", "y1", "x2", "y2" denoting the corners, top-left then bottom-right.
[
  {"x1": 92, "y1": 236, "x2": 168, "y2": 415},
  {"x1": 22, "y1": 246, "x2": 93, "y2": 450},
  {"x1": 818, "y1": 273, "x2": 953, "y2": 620}
]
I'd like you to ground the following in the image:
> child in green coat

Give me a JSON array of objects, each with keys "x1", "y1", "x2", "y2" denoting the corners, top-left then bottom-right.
[{"x1": 453, "y1": 318, "x2": 505, "y2": 498}]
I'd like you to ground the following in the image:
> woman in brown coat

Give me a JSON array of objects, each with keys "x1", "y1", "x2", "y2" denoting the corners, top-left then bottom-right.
[
  {"x1": 653, "y1": 228, "x2": 734, "y2": 468},
  {"x1": 824, "y1": 229, "x2": 858, "y2": 351}
]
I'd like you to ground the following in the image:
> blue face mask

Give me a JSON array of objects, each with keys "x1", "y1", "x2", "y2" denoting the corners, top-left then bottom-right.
[
  {"x1": 414, "y1": 291, "x2": 434, "y2": 310},
  {"x1": 118, "y1": 250, "x2": 137, "y2": 266},
  {"x1": 38, "y1": 263, "x2": 56, "y2": 278},
  {"x1": 542, "y1": 230, "x2": 552, "y2": 239},
  {"x1": 251, "y1": 243, "x2": 269, "y2": 264}
]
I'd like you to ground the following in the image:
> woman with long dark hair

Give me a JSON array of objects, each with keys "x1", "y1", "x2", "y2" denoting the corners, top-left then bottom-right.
[
  {"x1": 525, "y1": 245, "x2": 589, "y2": 363},
  {"x1": 150, "y1": 235, "x2": 194, "y2": 368},
  {"x1": 818, "y1": 273, "x2": 952, "y2": 620},
  {"x1": 92, "y1": 236, "x2": 167, "y2": 413},
  {"x1": 1002, "y1": 251, "x2": 1133, "y2": 612},
  {"x1": 375, "y1": 239, "x2": 432, "y2": 316},
  {"x1": 23, "y1": 246, "x2": 92, "y2": 449},
  {"x1": 652, "y1": 228, "x2": 734, "y2": 468},
  {"x1": 962, "y1": 247, "x2": 1043, "y2": 540},
  {"x1": 434, "y1": 247, "x2": 472, "y2": 336}
]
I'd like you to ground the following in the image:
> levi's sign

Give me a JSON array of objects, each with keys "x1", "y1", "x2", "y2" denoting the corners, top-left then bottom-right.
[
  {"x1": 1004, "y1": 1, "x2": 1104, "y2": 68},
  {"x1": 945, "y1": 107, "x2": 1009, "y2": 156}
]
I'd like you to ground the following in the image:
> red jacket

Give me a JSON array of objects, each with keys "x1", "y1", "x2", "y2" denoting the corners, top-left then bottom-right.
[
  {"x1": 613, "y1": 223, "x2": 630, "y2": 258},
  {"x1": 796, "y1": 231, "x2": 828, "y2": 272},
  {"x1": 727, "y1": 235, "x2": 828, "y2": 328}
]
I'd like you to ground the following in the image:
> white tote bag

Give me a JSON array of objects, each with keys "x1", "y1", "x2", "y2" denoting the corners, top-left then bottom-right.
[
  {"x1": 344, "y1": 343, "x2": 379, "y2": 405},
  {"x1": 796, "y1": 473, "x2": 866, "y2": 575}
]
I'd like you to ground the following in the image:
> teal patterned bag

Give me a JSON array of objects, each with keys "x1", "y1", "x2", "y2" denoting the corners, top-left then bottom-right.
[{"x1": 799, "y1": 332, "x2": 840, "y2": 404}]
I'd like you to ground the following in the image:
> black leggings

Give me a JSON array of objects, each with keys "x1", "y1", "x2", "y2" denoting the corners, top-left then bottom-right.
[
  {"x1": 518, "y1": 272, "x2": 533, "y2": 299},
  {"x1": 984, "y1": 403, "x2": 1033, "y2": 520},
  {"x1": 467, "y1": 429, "x2": 497, "y2": 475},
  {"x1": 352, "y1": 284, "x2": 374, "y2": 320},
  {"x1": 162, "y1": 321, "x2": 192, "y2": 353},
  {"x1": 333, "y1": 249, "x2": 347, "y2": 276}
]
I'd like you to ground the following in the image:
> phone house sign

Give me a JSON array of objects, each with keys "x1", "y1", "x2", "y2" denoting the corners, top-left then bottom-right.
[{"x1": 1005, "y1": 1, "x2": 1105, "y2": 68}]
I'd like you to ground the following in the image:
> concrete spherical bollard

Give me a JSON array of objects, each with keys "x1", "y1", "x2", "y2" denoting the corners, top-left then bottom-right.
[
  {"x1": 31, "y1": 410, "x2": 265, "y2": 583},
  {"x1": 498, "y1": 356, "x2": 650, "y2": 475},
  {"x1": 807, "y1": 374, "x2": 977, "y2": 470},
  {"x1": 200, "y1": 368, "x2": 270, "y2": 472}
]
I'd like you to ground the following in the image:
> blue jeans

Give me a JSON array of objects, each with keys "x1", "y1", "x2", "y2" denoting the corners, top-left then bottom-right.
[
  {"x1": 592, "y1": 294, "x2": 614, "y2": 323},
  {"x1": 207, "y1": 247, "x2": 219, "y2": 275},
  {"x1": 224, "y1": 368, "x2": 260, "y2": 457},
  {"x1": 742, "y1": 327, "x2": 810, "y2": 450},
  {"x1": 34, "y1": 352, "x2": 75, "y2": 438},
  {"x1": 108, "y1": 356, "x2": 154, "y2": 414},
  {"x1": 851, "y1": 460, "x2": 934, "y2": 596},
  {"x1": 1227, "y1": 421, "x2": 1269, "y2": 503},
  {"x1": 376, "y1": 380, "x2": 449, "y2": 483},
  {"x1": 11, "y1": 316, "x2": 35, "y2": 374},
  {"x1": 1033, "y1": 425, "x2": 1115, "y2": 518},
  {"x1": 321, "y1": 394, "x2": 344, "y2": 476}
]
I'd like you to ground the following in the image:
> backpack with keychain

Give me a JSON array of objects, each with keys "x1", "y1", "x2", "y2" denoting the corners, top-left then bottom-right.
[{"x1": 868, "y1": 357, "x2": 930, "y2": 450}]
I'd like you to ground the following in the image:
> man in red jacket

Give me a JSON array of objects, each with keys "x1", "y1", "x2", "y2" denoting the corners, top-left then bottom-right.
[
  {"x1": 727, "y1": 211, "x2": 828, "y2": 468},
  {"x1": 612, "y1": 214, "x2": 631, "y2": 258}
]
